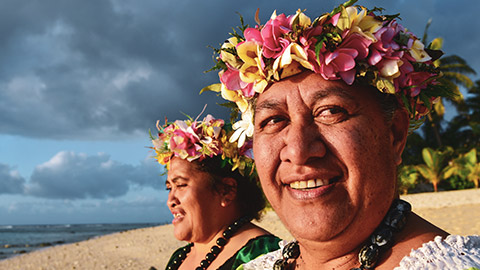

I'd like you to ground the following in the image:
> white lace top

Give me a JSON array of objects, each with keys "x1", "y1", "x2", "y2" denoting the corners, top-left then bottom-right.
[
  {"x1": 238, "y1": 235, "x2": 480, "y2": 270},
  {"x1": 395, "y1": 235, "x2": 480, "y2": 269}
]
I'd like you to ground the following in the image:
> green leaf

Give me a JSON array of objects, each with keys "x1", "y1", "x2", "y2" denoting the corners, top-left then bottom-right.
[
  {"x1": 416, "y1": 164, "x2": 432, "y2": 179},
  {"x1": 422, "y1": 148, "x2": 435, "y2": 168},
  {"x1": 330, "y1": 0, "x2": 358, "y2": 16},
  {"x1": 464, "y1": 148, "x2": 477, "y2": 164}
]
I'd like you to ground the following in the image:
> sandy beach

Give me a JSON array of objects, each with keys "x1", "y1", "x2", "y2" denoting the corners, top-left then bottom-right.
[{"x1": 1, "y1": 188, "x2": 479, "y2": 270}]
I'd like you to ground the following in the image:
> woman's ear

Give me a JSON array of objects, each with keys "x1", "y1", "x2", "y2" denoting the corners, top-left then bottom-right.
[
  {"x1": 219, "y1": 177, "x2": 237, "y2": 207},
  {"x1": 390, "y1": 108, "x2": 410, "y2": 166}
]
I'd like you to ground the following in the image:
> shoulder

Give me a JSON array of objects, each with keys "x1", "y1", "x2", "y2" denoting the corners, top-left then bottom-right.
[
  {"x1": 394, "y1": 235, "x2": 480, "y2": 270},
  {"x1": 165, "y1": 243, "x2": 191, "y2": 268},
  {"x1": 235, "y1": 239, "x2": 290, "y2": 270},
  {"x1": 222, "y1": 235, "x2": 282, "y2": 270}
]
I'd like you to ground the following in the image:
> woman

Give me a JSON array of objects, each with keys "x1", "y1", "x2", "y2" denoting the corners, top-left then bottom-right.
[
  {"x1": 151, "y1": 114, "x2": 281, "y2": 270},
  {"x1": 203, "y1": 1, "x2": 480, "y2": 269}
]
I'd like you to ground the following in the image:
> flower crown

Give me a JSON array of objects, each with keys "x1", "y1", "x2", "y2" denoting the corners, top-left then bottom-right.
[
  {"x1": 150, "y1": 114, "x2": 255, "y2": 176},
  {"x1": 202, "y1": 0, "x2": 455, "y2": 145}
]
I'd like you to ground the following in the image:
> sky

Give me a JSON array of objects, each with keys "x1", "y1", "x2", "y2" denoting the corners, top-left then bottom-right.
[{"x1": 1, "y1": 0, "x2": 479, "y2": 225}]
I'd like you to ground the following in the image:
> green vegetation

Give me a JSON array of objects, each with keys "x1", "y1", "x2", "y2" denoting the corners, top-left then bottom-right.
[{"x1": 398, "y1": 22, "x2": 479, "y2": 194}]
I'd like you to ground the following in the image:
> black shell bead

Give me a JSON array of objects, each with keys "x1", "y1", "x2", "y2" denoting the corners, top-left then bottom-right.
[
  {"x1": 200, "y1": 259, "x2": 209, "y2": 267},
  {"x1": 216, "y1": 237, "x2": 227, "y2": 246},
  {"x1": 177, "y1": 252, "x2": 186, "y2": 260},
  {"x1": 211, "y1": 245, "x2": 221, "y2": 255},
  {"x1": 273, "y1": 259, "x2": 287, "y2": 270},
  {"x1": 195, "y1": 267, "x2": 203, "y2": 270},
  {"x1": 223, "y1": 229, "x2": 233, "y2": 239},
  {"x1": 282, "y1": 241, "x2": 300, "y2": 260},
  {"x1": 358, "y1": 244, "x2": 379, "y2": 269},
  {"x1": 371, "y1": 226, "x2": 393, "y2": 247},
  {"x1": 385, "y1": 211, "x2": 408, "y2": 231},
  {"x1": 394, "y1": 199, "x2": 412, "y2": 212},
  {"x1": 205, "y1": 252, "x2": 216, "y2": 261}
]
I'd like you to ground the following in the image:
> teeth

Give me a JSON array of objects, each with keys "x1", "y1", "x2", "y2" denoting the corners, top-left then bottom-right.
[
  {"x1": 289, "y1": 179, "x2": 329, "y2": 189},
  {"x1": 307, "y1": 180, "x2": 316, "y2": 188},
  {"x1": 173, "y1": 213, "x2": 183, "y2": 218}
]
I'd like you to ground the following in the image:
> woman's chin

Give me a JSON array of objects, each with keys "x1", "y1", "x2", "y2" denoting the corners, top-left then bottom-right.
[
  {"x1": 173, "y1": 228, "x2": 191, "y2": 242},
  {"x1": 275, "y1": 198, "x2": 353, "y2": 242}
]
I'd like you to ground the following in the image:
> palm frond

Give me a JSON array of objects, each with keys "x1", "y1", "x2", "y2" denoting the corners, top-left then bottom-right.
[{"x1": 440, "y1": 72, "x2": 475, "y2": 89}]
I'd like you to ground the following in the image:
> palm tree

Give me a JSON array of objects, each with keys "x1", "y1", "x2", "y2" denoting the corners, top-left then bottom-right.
[
  {"x1": 416, "y1": 147, "x2": 454, "y2": 192},
  {"x1": 421, "y1": 20, "x2": 476, "y2": 147},
  {"x1": 397, "y1": 165, "x2": 420, "y2": 195},
  {"x1": 443, "y1": 80, "x2": 480, "y2": 152},
  {"x1": 446, "y1": 149, "x2": 480, "y2": 188}
]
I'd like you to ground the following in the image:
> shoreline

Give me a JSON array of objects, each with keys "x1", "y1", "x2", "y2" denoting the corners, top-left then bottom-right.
[{"x1": 1, "y1": 188, "x2": 479, "y2": 269}]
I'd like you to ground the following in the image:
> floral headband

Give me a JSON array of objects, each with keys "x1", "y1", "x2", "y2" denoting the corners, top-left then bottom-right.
[
  {"x1": 202, "y1": 0, "x2": 455, "y2": 146},
  {"x1": 150, "y1": 114, "x2": 255, "y2": 176}
]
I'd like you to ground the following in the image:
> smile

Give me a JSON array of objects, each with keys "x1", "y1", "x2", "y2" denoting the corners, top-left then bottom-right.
[{"x1": 289, "y1": 179, "x2": 331, "y2": 190}]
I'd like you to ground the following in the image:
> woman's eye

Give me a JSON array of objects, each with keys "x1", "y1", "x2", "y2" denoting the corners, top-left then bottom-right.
[
  {"x1": 316, "y1": 106, "x2": 349, "y2": 124},
  {"x1": 258, "y1": 116, "x2": 288, "y2": 132}
]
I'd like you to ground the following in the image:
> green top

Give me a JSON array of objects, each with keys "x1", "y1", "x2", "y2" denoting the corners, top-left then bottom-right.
[{"x1": 165, "y1": 234, "x2": 281, "y2": 270}]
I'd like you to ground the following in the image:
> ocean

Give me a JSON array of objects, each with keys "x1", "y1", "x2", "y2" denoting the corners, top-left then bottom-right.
[{"x1": 0, "y1": 223, "x2": 161, "y2": 261}]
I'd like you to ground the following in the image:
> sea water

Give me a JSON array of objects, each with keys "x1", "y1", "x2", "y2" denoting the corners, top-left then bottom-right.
[{"x1": 0, "y1": 223, "x2": 161, "y2": 260}]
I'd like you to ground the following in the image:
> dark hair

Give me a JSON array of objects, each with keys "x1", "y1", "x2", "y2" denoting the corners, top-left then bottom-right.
[
  {"x1": 373, "y1": 89, "x2": 401, "y2": 124},
  {"x1": 194, "y1": 157, "x2": 266, "y2": 221}
]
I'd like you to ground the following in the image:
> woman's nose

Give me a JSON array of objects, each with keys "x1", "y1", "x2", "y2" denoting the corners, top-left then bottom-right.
[
  {"x1": 167, "y1": 189, "x2": 179, "y2": 208},
  {"x1": 280, "y1": 121, "x2": 326, "y2": 165}
]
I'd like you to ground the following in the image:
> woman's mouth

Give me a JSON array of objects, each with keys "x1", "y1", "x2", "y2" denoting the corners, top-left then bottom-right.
[
  {"x1": 172, "y1": 212, "x2": 184, "y2": 224},
  {"x1": 286, "y1": 177, "x2": 340, "y2": 199}
]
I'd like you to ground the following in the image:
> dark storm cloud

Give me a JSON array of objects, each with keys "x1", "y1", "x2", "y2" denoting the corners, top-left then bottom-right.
[
  {"x1": 0, "y1": 0, "x2": 478, "y2": 139},
  {"x1": 0, "y1": 164, "x2": 25, "y2": 194},
  {"x1": 26, "y1": 151, "x2": 164, "y2": 199}
]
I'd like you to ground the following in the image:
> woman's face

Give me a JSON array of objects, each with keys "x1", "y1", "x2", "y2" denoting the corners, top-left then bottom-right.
[
  {"x1": 253, "y1": 72, "x2": 406, "y2": 244},
  {"x1": 166, "y1": 158, "x2": 224, "y2": 243}
]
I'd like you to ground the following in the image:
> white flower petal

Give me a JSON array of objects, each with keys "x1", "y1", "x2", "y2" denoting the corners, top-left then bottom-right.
[
  {"x1": 229, "y1": 128, "x2": 244, "y2": 143},
  {"x1": 237, "y1": 131, "x2": 246, "y2": 148}
]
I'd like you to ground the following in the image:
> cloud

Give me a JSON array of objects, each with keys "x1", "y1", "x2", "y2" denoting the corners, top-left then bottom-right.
[
  {"x1": 0, "y1": 0, "x2": 232, "y2": 140},
  {"x1": 0, "y1": 193, "x2": 171, "y2": 224},
  {"x1": 0, "y1": 164, "x2": 26, "y2": 194},
  {"x1": 26, "y1": 151, "x2": 164, "y2": 199}
]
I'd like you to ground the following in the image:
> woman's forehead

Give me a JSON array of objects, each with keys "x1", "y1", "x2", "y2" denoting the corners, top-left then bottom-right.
[{"x1": 256, "y1": 74, "x2": 365, "y2": 110}]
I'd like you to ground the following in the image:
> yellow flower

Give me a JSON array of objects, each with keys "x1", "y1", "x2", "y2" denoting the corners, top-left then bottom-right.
[
  {"x1": 237, "y1": 41, "x2": 266, "y2": 84},
  {"x1": 253, "y1": 79, "x2": 268, "y2": 94},
  {"x1": 338, "y1": 6, "x2": 382, "y2": 42},
  {"x1": 221, "y1": 37, "x2": 243, "y2": 69},
  {"x1": 220, "y1": 83, "x2": 249, "y2": 112},
  {"x1": 376, "y1": 77, "x2": 396, "y2": 94},
  {"x1": 272, "y1": 43, "x2": 313, "y2": 80},
  {"x1": 290, "y1": 9, "x2": 312, "y2": 29},
  {"x1": 409, "y1": 39, "x2": 432, "y2": 63}
]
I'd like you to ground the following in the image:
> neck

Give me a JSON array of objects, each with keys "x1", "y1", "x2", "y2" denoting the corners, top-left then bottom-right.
[{"x1": 295, "y1": 239, "x2": 360, "y2": 270}]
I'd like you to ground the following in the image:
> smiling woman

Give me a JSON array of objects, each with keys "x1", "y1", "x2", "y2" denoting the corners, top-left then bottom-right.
[
  {"x1": 202, "y1": 1, "x2": 480, "y2": 269},
  {"x1": 150, "y1": 114, "x2": 281, "y2": 270}
]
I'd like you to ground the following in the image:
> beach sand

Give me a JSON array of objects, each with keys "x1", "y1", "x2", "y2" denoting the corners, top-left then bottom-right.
[{"x1": 1, "y1": 189, "x2": 479, "y2": 270}]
